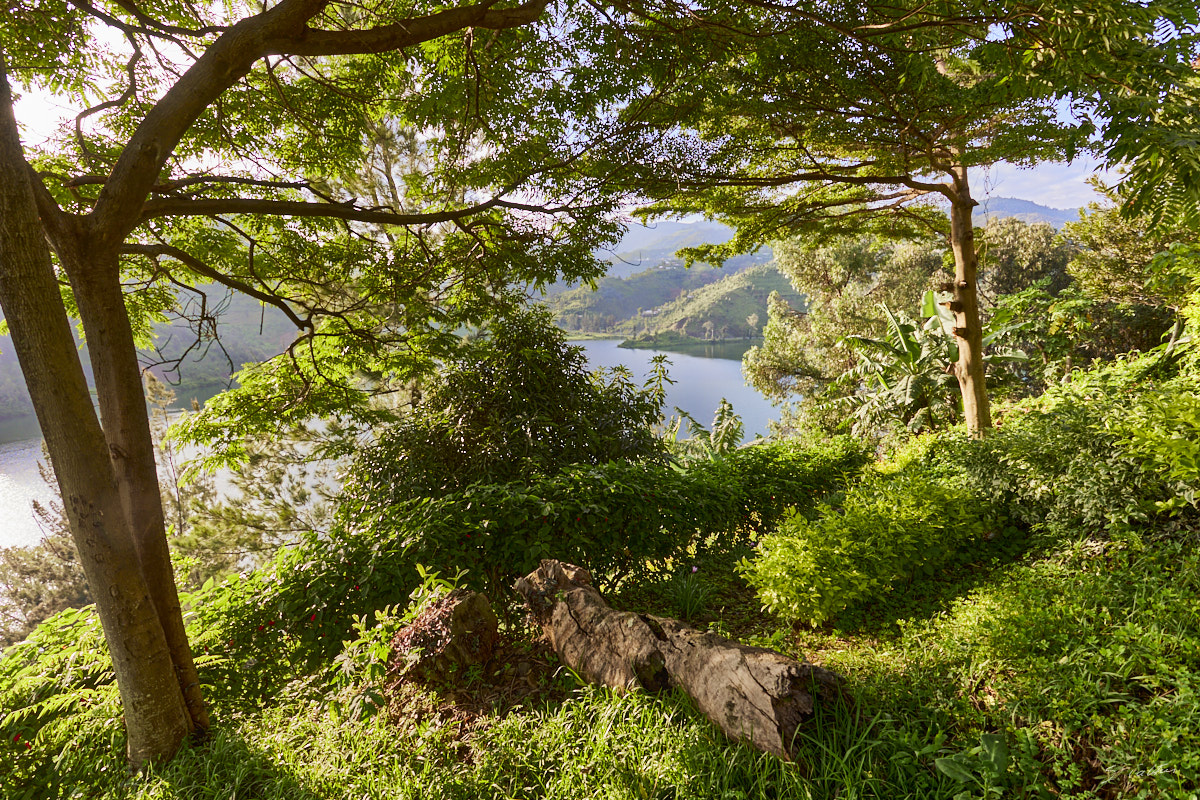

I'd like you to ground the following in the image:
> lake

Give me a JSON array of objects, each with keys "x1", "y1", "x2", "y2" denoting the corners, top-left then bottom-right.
[{"x1": 0, "y1": 339, "x2": 777, "y2": 548}]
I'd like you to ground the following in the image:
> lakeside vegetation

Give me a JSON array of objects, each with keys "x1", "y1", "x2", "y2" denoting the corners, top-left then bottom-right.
[
  {"x1": 1, "y1": 0, "x2": 1199, "y2": 797},
  {"x1": 4, "y1": 339, "x2": 1200, "y2": 798}
]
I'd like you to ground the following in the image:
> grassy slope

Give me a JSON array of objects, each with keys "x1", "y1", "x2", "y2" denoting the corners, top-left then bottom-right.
[
  {"x1": 11, "y1": 520, "x2": 1194, "y2": 799},
  {"x1": 622, "y1": 263, "x2": 806, "y2": 343},
  {"x1": 4, "y1": 365, "x2": 1200, "y2": 799},
  {"x1": 549, "y1": 262, "x2": 805, "y2": 344}
]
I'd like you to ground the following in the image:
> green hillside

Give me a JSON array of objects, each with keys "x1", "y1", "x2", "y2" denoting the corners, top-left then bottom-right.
[
  {"x1": 548, "y1": 262, "x2": 732, "y2": 331},
  {"x1": 548, "y1": 261, "x2": 802, "y2": 342},
  {"x1": 622, "y1": 263, "x2": 806, "y2": 345}
]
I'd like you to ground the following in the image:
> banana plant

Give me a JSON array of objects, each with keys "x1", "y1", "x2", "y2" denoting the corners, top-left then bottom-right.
[
  {"x1": 838, "y1": 306, "x2": 960, "y2": 435},
  {"x1": 837, "y1": 296, "x2": 1029, "y2": 436}
]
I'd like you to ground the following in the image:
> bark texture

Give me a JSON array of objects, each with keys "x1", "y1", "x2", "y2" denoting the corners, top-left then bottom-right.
[
  {"x1": 65, "y1": 249, "x2": 210, "y2": 734},
  {"x1": 515, "y1": 560, "x2": 843, "y2": 760},
  {"x1": 947, "y1": 163, "x2": 992, "y2": 438},
  {"x1": 0, "y1": 59, "x2": 190, "y2": 766}
]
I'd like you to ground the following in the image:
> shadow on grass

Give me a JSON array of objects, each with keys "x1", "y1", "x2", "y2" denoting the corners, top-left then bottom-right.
[{"x1": 137, "y1": 726, "x2": 326, "y2": 800}]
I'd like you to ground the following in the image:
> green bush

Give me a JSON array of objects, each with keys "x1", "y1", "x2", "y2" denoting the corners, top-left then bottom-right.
[
  {"x1": 352, "y1": 309, "x2": 669, "y2": 501},
  {"x1": 740, "y1": 467, "x2": 991, "y2": 626},
  {"x1": 189, "y1": 438, "x2": 870, "y2": 692},
  {"x1": 928, "y1": 353, "x2": 1191, "y2": 532}
]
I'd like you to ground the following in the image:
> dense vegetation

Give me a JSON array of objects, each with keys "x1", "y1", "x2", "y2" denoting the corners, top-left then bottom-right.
[
  {"x1": 5, "y1": 340, "x2": 1200, "y2": 798},
  {"x1": 1, "y1": 0, "x2": 1199, "y2": 797}
]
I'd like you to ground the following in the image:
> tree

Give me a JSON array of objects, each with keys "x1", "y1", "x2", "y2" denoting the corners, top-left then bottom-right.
[
  {"x1": 344, "y1": 308, "x2": 669, "y2": 505},
  {"x1": 743, "y1": 236, "x2": 943, "y2": 423},
  {"x1": 0, "y1": 0, "x2": 643, "y2": 766},
  {"x1": 976, "y1": 217, "x2": 1074, "y2": 307},
  {"x1": 626, "y1": 0, "x2": 1197, "y2": 437}
]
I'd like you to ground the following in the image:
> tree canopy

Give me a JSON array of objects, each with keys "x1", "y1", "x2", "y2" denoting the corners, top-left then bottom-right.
[
  {"x1": 616, "y1": 0, "x2": 1198, "y2": 436},
  {"x1": 1, "y1": 0, "x2": 1198, "y2": 771}
]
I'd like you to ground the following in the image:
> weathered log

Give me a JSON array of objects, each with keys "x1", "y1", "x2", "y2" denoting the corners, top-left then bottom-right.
[{"x1": 515, "y1": 560, "x2": 843, "y2": 759}]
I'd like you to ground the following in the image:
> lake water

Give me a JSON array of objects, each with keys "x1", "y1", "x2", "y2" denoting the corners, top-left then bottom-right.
[{"x1": 0, "y1": 339, "x2": 777, "y2": 548}]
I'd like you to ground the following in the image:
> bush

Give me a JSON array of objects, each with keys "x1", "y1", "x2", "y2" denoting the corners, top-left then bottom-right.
[
  {"x1": 188, "y1": 437, "x2": 870, "y2": 692},
  {"x1": 355, "y1": 309, "x2": 669, "y2": 501},
  {"x1": 740, "y1": 466, "x2": 991, "y2": 626},
  {"x1": 928, "y1": 353, "x2": 1190, "y2": 532}
]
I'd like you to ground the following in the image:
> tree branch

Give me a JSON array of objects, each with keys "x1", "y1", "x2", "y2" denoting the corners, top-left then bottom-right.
[
  {"x1": 138, "y1": 196, "x2": 506, "y2": 225},
  {"x1": 279, "y1": 0, "x2": 550, "y2": 56},
  {"x1": 121, "y1": 243, "x2": 312, "y2": 332},
  {"x1": 89, "y1": 0, "x2": 548, "y2": 249}
]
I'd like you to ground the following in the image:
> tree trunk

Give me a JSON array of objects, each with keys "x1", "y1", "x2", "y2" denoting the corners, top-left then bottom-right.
[
  {"x1": 63, "y1": 247, "x2": 209, "y2": 734},
  {"x1": 947, "y1": 165, "x2": 991, "y2": 438},
  {"x1": 0, "y1": 59, "x2": 190, "y2": 767},
  {"x1": 515, "y1": 560, "x2": 843, "y2": 760}
]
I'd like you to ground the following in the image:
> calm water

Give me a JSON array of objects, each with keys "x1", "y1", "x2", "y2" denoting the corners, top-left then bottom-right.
[
  {"x1": 0, "y1": 340, "x2": 776, "y2": 548},
  {"x1": 577, "y1": 339, "x2": 777, "y2": 439}
]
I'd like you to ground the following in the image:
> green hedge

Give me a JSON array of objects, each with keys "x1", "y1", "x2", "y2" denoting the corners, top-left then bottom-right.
[{"x1": 740, "y1": 467, "x2": 990, "y2": 626}]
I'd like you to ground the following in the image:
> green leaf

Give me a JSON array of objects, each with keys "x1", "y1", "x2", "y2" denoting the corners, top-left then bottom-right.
[{"x1": 935, "y1": 757, "x2": 978, "y2": 784}]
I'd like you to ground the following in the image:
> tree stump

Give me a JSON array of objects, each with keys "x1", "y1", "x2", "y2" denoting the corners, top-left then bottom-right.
[
  {"x1": 514, "y1": 560, "x2": 843, "y2": 760},
  {"x1": 391, "y1": 589, "x2": 498, "y2": 682}
]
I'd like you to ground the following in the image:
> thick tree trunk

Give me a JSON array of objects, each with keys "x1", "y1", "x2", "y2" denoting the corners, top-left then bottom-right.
[
  {"x1": 947, "y1": 166, "x2": 991, "y2": 438},
  {"x1": 62, "y1": 249, "x2": 209, "y2": 734},
  {"x1": 0, "y1": 60, "x2": 190, "y2": 767},
  {"x1": 515, "y1": 561, "x2": 843, "y2": 760}
]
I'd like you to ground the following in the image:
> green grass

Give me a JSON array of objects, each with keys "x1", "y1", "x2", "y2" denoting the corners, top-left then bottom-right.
[{"x1": 5, "y1": 516, "x2": 1200, "y2": 799}]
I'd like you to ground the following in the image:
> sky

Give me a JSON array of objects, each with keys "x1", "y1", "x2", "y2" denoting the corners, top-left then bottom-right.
[{"x1": 969, "y1": 158, "x2": 1108, "y2": 210}]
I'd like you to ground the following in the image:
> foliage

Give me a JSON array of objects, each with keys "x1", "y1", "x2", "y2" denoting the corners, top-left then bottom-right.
[
  {"x1": 1064, "y1": 189, "x2": 1195, "y2": 309},
  {"x1": 837, "y1": 307, "x2": 962, "y2": 437},
  {"x1": 740, "y1": 465, "x2": 993, "y2": 626},
  {"x1": 347, "y1": 309, "x2": 669, "y2": 501},
  {"x1": 0, "y1": 604, "x2": 127, "y2": 798},
  {"x1": 666, "y1": 398, "x2": 746, "y2": 461},
  {"x1": 928, "y1": 354, "x2": 1191, "y2": 532},
  {"x1": 975, "y1": 216, "x2": 1075, "y2": 308},
  {"x1": 185, "y1": 437, "x2": 870, "y2": 694},
  {"x1": 1118, "y1": 390, "x2": 1200, "y2": 514},
  {"x1": 744, "y1": 237, "x2": 944, "y2": 404},
  {"x1": 989, "y1": 284, "x2": 1177, "y2": 393},
  {"x1": 0, "y1": 491, "x2": 89, "y2": 648}
]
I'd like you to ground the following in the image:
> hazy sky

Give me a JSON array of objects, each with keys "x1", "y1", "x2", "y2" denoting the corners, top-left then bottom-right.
[{"x1": 970, "y1": 158, "x2": 1107, "y2": 210}]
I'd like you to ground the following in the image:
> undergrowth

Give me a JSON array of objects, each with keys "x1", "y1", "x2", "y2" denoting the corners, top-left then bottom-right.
[{"x1": 3, "y1": 352, "x2": 1200, "y2": 798}]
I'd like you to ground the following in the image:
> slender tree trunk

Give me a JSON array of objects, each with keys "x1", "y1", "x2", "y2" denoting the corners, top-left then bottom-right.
[
  {"x1": 60, "y1": 244, "x2": 209, "y2": 734},
  {"x1": 947, "y1": 166, "x2": 991, "y2": 438},
  {"x1": 0, "y1": 58, "x2": 190, "y2": 767}
]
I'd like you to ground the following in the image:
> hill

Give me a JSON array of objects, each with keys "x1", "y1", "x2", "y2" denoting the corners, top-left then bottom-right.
[
  {"x1": 974, "y1": 196, "x2": 1080, "y2": 228},
  {"x1": 549, "y1": 262, "x2": 738, "y2": 332},
  {"x1": 619, "y1": 263, "x2": 805, "y2": 346},
  {"x1": 0, "y1": 288, "x2": 295, "y2": 421}
]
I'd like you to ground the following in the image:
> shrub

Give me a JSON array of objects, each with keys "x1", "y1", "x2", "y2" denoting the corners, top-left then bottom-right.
[
  {"x1": 928, "y1": 353, "x2": 1190, "y2": 532},
  {"x1": 740, "y1": 467, "x2": 990, "y2": 626},
  {"x1": 188, "y1": 437, "x2": 870, "y2": 691},
  {"x1": 353, "y1": 309, "x2": 669, "y2": 501}
]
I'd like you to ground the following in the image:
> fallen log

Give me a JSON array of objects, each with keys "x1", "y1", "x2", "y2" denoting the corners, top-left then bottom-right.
[{"x1": 514, "y1": 559, "x2": 843, "y2": 759}]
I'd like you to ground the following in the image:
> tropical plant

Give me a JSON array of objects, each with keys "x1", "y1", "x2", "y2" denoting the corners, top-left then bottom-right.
[{"x1": 837, "y1": 307, "x2": 961, "y2": 436}]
